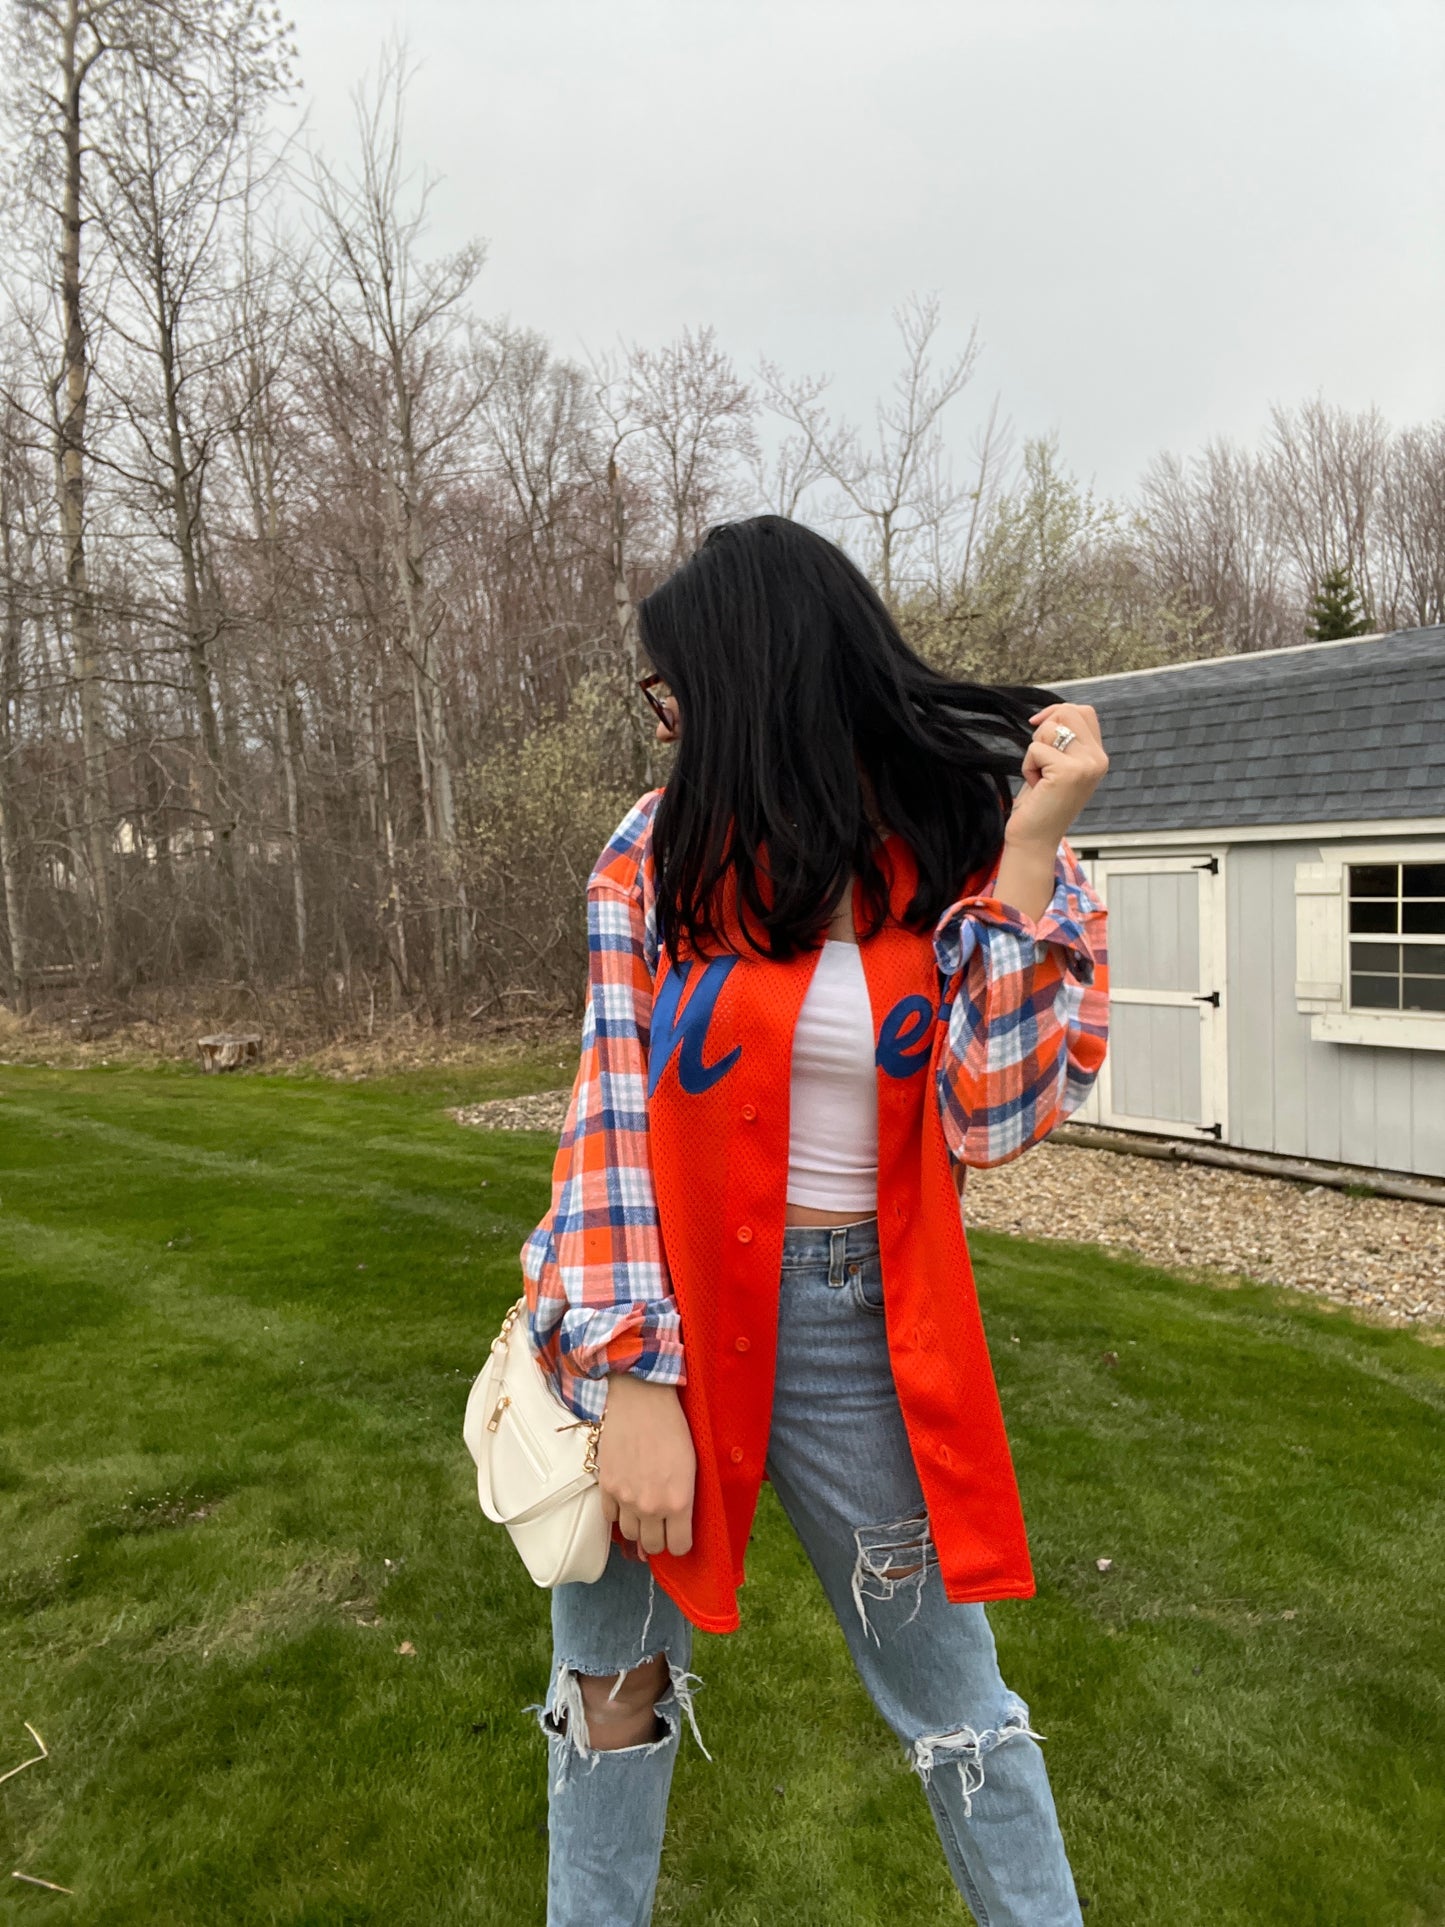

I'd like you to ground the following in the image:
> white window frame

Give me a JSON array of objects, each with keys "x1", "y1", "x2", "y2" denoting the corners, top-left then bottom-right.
[{"x1": 1294, "y1": 840, "x2": 1445, "y2": 1051}]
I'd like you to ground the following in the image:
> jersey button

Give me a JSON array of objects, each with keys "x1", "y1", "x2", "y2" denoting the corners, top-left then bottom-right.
[
  {"x1": 741, "y1": 1103, "x2": 757, "y2": 1121},
  {"x1": 736, "y1": 1225, "x2": 753, "y2": 1244},
  {"x1": 734, "y1": 1335, "x2": 751, "y2": 1352},
  {"x1": 729, "y1": 1446, "x2": 744, "y2": 1464}
]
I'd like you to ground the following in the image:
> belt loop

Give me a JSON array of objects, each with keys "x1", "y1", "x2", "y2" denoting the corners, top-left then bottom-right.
[{"x1": 827, "y1": 1226, "x2": 847, "y2": 1288}]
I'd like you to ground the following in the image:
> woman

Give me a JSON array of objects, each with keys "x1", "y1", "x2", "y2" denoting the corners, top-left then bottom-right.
[{"x1": 521, "y1": 514, "x2": 1110, "y2": 1925}]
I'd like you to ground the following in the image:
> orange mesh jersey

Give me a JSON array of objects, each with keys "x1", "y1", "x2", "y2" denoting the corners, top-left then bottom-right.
[{"x1": 522, "y1": 790, "x2": 1110, "y2": 1633}]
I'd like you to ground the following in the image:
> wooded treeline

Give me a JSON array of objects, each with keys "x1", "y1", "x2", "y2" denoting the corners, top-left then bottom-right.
[{"x1": 2, "y1": 12, "x2": 1442, "y2": 1020}]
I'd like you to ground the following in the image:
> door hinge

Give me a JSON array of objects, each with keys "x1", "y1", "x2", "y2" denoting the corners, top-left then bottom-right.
[
  {"x1": 1195, "y1": 1122, "x2": 1223, "y2": 1138},
  {"x1": 1193, "y1": 856, "x2": 1219, "y2": 873},
  {"x1": 1193, "y1": 990, "x2": 1220, "y2": 1006},
  {"x1": 1076, "y1": 848, "x2": 1100, "y2": 861}
]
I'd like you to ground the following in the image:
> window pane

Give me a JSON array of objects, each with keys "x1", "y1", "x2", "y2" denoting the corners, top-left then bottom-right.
[
  {"x1": 1402, "y1": 944, "x2": 1445, "y2": 976},
  {"x1": 1350, "y1": 899, "x2": 1398, "y2": 933},
  {"x1": 1403, "y1": 863, "x2": 1445, "y2": 897},
  {"x1": 1351, "y1": 974, "x2": 1400, "y2": 1010},
  {"x1": 1403, "y1": 977, "x2": 1445, "y2": 1013},
  {"x1": 1349, "y1": 864, "x2": 1397, "y2": 897},
  {"x1": 1402, "y1": 899, "x2": 1445, "y2": 935},
  {"x1": 1350, "y1": 941, "x2": 1400, "y2": 972}
]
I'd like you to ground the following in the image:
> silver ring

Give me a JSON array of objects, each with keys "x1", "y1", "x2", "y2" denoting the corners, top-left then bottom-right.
[{"x1": 1050, "y1": 724, "x2": 1077, "y2": 752}]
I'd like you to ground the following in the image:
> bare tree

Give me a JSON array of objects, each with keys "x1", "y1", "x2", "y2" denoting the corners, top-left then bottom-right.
[
  {"x1": 221, "y1": 217, "x2": 312, "y2": 970},
  {"x1": 1263, "y1": 397, "x2": 1389, "y2": 621},
  {"x1": 308, "y1": 41, "x2": 488, "y2": 1000},
  {"x1": 87, "y1": 10, "x2": 293, "y2": 974},
  {"x1": 620, "y1": 325, "x2": 756, "y2": 564},
  {"x1": 6, "y1": 0, "x2": 121, "y2": 975},
  {"x1": 1138, "y1": 437, "x2": 1294, "y2": 655},
  {"x1": 588, "y1": 349, "x2": 651, "y2": 704},
  {"x1": 474, "y1": 321, "x2": 602, "y2": 721},
  {"x1": 589, "y1": 326, "x2": 756, "y2": 784},
  {"x1": 1377, "y1": 422, "x2": 1445, "y2": 629},
  {"x1": 745, "y1": 429, "x2": 827, "y2": 521},
  {"x1": 0, "y1": 379, "x2": 45, "y2": 1006},
  {"x1": 759, "y1": 293, "x2": 980, "y2": 610}
]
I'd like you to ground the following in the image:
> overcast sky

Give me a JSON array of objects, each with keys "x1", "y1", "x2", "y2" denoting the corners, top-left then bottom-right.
[{"x1": 281, "y1": 0, "x2": 1444, "y2": 499}]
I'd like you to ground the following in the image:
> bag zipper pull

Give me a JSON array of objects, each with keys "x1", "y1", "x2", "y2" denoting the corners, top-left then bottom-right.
[
  {"x1": 554, "y1": 1417, "x2": 605, "y2": 1470},
  {"x1": 486, "y1": 1394, "x2": 511, "y2": 1433}
]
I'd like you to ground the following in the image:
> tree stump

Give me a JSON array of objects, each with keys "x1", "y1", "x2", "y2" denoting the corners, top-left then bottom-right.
[{"x1": 197, "y1": 1032, "x2": 263, "y2": 1073}]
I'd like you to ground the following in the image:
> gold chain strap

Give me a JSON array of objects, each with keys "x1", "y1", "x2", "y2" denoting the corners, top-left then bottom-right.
[
  {"x1": 491, "y1": 1297, "x2": 525, "y2": 1354},
  {"x1": 490, "y1": 1296, "x2": 605, "y2": 1474}
]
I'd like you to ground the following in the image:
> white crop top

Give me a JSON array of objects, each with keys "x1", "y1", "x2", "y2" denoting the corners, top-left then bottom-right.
[{"x1": 786, "y1": 941, "x2": 879, "y2": 1213}]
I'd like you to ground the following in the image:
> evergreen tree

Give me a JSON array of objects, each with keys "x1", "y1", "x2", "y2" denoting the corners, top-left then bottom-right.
[{"x1": 1306, "y1": 567, "x2": 1373, "y2": 641}]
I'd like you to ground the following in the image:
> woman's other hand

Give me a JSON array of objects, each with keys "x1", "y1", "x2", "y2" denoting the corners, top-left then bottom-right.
[
  {"x1": 1006, "y1": 701, "x2": 1109, "y2": 849},
  {"x1": 598, "y1": 1376, "x2": 696, "y2": 1557}
]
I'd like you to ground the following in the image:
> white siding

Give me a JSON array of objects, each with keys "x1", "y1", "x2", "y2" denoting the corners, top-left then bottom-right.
[{"x1": 1225, "y1": 840, "x2": 1445, "y2": 1178}]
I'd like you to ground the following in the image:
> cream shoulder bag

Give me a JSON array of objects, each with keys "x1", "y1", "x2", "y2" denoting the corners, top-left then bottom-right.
[{"x1": 462, "y1": 1297, "x2": 611, "y2": 1587}]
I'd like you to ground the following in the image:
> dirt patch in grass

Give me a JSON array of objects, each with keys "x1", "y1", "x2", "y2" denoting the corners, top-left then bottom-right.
[
  {"x1": 143, "y1": 1552, "x2": 382, "y2": 1662},
  {"x1": 105, "y1": 1486, "x2": 229, "y2": 1536}
]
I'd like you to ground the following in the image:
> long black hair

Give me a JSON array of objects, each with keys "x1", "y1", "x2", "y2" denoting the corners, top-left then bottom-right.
[{"x1": 638, "y1": 514, "x2": 1062, "y2": 964}]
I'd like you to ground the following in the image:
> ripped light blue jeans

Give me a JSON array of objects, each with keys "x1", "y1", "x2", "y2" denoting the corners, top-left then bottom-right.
[{"x1": 538, "y1": 1217, "x2": 1084, "y2": 1927}]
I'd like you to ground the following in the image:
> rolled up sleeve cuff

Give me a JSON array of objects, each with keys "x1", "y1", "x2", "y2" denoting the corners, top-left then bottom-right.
[
  {"x1": 934, "y1": 869, "x2": 1099, "y2": 988},
  {"x1": 552, "y1": 1300, "x2": 687, "y2": 1422}
]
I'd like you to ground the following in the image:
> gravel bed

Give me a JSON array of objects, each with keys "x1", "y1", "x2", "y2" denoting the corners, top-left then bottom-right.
[
  {"x1": 452, "y1": 1092, "x2": 574, "y2": 1134},
  {"x1": 963, "y1": 1141, "x2": 1445, "y2": 1327},
  {"x1": 453, "y1": 1091, "x2": 1445, "y2": 1328}
]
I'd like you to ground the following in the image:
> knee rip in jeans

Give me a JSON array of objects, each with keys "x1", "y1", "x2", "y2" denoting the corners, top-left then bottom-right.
[
  {"x1": 911, "y1": 1707, "x2": 1047, "y2": 1819},
  {"x1": 849, "y1": 1510, "x2": 939, "y2": 1644},
  {"x1": 534, "y1": 1651, "x2": 711, "y2": 1793}
]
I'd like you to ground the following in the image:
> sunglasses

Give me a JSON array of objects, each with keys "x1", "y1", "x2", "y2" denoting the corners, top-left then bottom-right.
[{"x1": 638, "y1": 673, "x2": 676, "y2": 727}]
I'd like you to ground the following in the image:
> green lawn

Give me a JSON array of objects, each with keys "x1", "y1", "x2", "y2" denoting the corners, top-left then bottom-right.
[{"x1": 0, "y1": 1065, "x2": 1442, "y2": 1926}]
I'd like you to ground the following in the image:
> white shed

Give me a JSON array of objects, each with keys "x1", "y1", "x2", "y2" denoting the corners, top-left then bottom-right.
[{"x1": 1051, "y1": 623, "x2": 1445, "y2": 1182}]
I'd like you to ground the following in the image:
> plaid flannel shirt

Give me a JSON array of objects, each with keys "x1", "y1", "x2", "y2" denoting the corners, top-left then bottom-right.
[{"x1": 522, "y1": 789, "x2": 1110, "y2": 1421}]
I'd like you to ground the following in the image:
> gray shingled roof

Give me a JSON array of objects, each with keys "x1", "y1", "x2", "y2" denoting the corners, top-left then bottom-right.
[{"x1": 1043, "y1": 623, "x2": 1445, "y2": 836}]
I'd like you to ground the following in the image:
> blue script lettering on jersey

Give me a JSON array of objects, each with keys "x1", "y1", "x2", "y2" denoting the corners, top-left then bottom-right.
[
  {"x1": 876, "y1": 993, "x2": 935, "y2": 1079},
  {"x1": 648, "y1": 956, "x2": 742, "y2": 1097}
]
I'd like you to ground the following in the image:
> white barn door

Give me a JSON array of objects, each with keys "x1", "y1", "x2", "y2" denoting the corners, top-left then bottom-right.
[{"x1": 1074, "y1": 852, "x2": 1228, "y2": 1141}]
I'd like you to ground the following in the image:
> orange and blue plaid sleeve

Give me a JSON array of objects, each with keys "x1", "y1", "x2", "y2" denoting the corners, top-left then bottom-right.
[
  {"x1": 933, "y1": 836, "x2": 1110, "y2": 1169},
  {"x1": 521, "y1": 792, "x2": 683, "y2": 1423}
]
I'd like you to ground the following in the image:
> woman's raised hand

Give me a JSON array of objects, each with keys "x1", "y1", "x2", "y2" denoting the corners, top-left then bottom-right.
[
  {"x1": 597, "y1": 1375, "x2": 697, "y2": 1557},
  {"x1": 1006, "y1": 701, "x2": 1109, "y2": 849}
]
